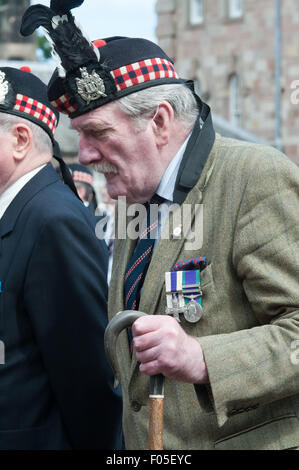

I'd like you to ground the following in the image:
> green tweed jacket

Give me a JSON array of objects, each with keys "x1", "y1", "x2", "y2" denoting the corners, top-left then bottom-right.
[{"x1": 108, "y1": 135, "x2": 299, "y2": 450}]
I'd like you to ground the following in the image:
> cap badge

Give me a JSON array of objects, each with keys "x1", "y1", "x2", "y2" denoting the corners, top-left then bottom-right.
[
  {"x1": 0, "y1": 71, "x2": 9, "y2": 104},
  {"x1": 76, "y1": 67, "x2": 107, "y2": 105}
]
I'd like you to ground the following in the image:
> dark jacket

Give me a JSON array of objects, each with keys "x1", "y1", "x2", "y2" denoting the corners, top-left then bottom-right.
[{"x1": 0, "y1": 164, "x2": 122, "y2": 450}]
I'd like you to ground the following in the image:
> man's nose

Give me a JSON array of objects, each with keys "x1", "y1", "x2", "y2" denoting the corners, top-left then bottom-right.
[{"x1": 78, "y1": 135, "x2": 100, "y2": 165}]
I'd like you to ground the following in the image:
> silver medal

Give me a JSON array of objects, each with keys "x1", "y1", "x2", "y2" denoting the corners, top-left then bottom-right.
[
  {"x1": 183, "y1": 297, "x2": 203, "y2": 323},
  {"x1": 165, "y1": 295, "x2": 182, "y2": 322}
]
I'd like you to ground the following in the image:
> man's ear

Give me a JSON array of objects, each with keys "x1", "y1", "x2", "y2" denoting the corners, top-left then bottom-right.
[
  {"x1": 152, "y1": 101, "x2": 174, "y2": 148},
  {"x1": 12, "y1": 123, "x2": 32, "y2": 162}
]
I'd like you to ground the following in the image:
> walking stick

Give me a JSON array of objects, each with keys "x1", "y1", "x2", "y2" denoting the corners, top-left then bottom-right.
[{"x1": 104, "y1": 310, "x2": 165, "y2": 450}]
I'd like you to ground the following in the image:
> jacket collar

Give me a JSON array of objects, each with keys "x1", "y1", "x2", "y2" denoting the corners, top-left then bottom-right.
[
  {"x1": 0, "y1": 163, "x2": 58, "y2": 238},
  {"x1": 173, "y1": 97, "x2": 215, "y2": 204}
]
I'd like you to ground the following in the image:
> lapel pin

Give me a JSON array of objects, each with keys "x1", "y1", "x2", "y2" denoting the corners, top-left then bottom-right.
[{"x1": 172, "y1": 225, "x2": 182, "y2": 239}]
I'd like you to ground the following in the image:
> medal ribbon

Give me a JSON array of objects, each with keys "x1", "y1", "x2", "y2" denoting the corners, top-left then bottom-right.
[
  {"x1": 182, "y1": 270, "x2": 202, "y2": 307},
  {"x1": 165, "y1": 269, "x2": 202, "y2": 313}
]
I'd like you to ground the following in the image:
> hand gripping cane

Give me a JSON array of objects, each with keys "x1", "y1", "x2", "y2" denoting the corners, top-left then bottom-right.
[{"x1": 104, "y1": 310, "x2": 165, "y2": 450}]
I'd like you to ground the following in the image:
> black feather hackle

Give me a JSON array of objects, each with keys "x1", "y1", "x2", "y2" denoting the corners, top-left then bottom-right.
[
  {"x1": 20, "y1": 5, "x2": 53, "y2": 37},
  {"x1": 20, "y1": 1, "x2": 98, "y2": 73}
]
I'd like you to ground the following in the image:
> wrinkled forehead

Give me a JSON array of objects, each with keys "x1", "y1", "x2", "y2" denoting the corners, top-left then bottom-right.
[{"x1": 71, "y1": 99, "x2": 125, "y2": 130}]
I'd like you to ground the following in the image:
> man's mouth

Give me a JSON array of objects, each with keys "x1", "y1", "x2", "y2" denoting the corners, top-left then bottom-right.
[{"x1": 92, "y1": 162, "x2": 118, "y2": 175}]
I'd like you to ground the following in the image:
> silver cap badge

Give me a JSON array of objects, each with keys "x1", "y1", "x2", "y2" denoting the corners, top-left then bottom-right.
[
  {"x1": 76, "y1": 67, "x2": 107, "y2": 105},
  {"x1": 0, "y1": 71, "x2": 9, "y2": 104}
]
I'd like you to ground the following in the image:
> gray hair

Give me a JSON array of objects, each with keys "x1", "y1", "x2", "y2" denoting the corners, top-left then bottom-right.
[
  {"x1": 118, "y1": 83, "x2": 199, "y2": 131},
  {"x1": 0, "y1": 113, "x2": 52, "y2": 155}
]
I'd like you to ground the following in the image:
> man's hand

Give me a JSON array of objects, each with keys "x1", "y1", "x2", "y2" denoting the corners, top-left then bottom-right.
[{"x1": 132, "y1": 315, "x2": 209, "y2": 384}]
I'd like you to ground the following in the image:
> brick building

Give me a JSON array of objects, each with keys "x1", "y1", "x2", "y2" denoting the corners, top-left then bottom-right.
[
  {"x1": 156, "y1": 0, "x2": 299, "y2": 164},
  {"x1": 0, "y1": 0, "x2": 36, "y2": 61}
]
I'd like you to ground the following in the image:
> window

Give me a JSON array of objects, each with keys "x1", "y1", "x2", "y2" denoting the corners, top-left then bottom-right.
[
  {"x1": 229, "y1": 0, "x2": 243, "y2": 19},
  {"x1": 229, "y1": 74, "x2": 241, "y2": 127},
  {"x1": 189, "y1": 0, "x2": 203, "y2": 25}
]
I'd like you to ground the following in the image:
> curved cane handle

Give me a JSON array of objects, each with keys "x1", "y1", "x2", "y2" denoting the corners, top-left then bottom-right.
[{"x1": 104, "y1": 310, "x2": 148, "y2": 387}]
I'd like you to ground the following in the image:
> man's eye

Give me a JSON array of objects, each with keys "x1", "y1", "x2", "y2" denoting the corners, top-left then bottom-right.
[{"x1": 92, "y1": 131, "x2": 109, "y2": 139}]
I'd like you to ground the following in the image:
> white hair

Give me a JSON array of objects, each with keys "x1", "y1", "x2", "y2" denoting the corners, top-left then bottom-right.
[
  {"x1": 118, "y1": 84, "x2": 199, "y2": 131},
  {"x1": 0, "y1": 113, "x2": 52, "y2": 155}
]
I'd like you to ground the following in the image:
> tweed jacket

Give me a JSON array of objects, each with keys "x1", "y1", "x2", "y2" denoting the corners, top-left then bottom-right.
[{"x1": 108, "y1": 134, "x2": 299, "y2": 450}]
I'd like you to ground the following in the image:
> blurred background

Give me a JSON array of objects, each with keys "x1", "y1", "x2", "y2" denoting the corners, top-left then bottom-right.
[{"x1": 0, "y1": 0, "x2": 298, "y2": 202}]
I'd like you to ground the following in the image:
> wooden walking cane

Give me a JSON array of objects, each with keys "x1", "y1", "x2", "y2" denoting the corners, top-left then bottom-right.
[
  {"x1": 149, "y1": 373, "x2": 164, "y2": 450},
  {"x1": 104, "y1": 310, "x2": 165, "y2": 450}
]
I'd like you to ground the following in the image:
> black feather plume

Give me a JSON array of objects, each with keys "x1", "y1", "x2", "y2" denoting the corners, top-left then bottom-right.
[
  {"x1": 50, "y1": 0, "x2": 85, "y2": 15},
  {"x1": 20, "y1": 1, "x2": 98, "y2": 73},
  {"x1": 20, "y1": 5, "x2": 53, "y2": 37},
  {"x1": 50, "y1": 17, "x2": 98, "y2": 71}
]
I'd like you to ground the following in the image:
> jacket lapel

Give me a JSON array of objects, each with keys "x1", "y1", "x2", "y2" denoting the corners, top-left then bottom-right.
[
  {"x1": 107, "y1": 207, "x2": 139, "y2": 384},
  {"x1": 139, "y1": 136, "x2": 219, "y2": 315},
  {"x1": 108, "y1": 236, "x2": 136, "y2": 315},
  {"x1": 138, "y1": 184, "x2": 203, "y2": 316}
]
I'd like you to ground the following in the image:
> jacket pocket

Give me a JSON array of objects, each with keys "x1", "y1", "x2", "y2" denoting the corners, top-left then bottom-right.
[
  {"x1": 214, "y1": 414, "x2": 299, "y2": 450},
  {"x1": 200, "y1": 263, "x2": 214, "y2": 288}
]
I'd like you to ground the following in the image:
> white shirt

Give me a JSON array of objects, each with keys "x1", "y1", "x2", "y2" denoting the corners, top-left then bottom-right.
[
  {"x1": 104, "y1": 206, "x2": 115, "y2": 286},
  {"x1": 0, "y1": 165, "x2": 46, "y2": 221},
  {"x1": 153, "y1": 134, "x2": 191, "y2": 247}
]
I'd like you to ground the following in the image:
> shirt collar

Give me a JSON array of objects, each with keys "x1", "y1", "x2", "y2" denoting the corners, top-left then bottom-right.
[
  {"x1": 156, "y1": 133, "x2": 191, "y2": 203},
  {"x1": 0, "y1": 164, "x2": 46, "y2": 220}
]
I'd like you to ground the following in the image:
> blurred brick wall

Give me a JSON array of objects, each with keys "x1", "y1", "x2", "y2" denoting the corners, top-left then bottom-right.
[{"x1": 156, "y1": 0, "x2": 299, "y2": 164}]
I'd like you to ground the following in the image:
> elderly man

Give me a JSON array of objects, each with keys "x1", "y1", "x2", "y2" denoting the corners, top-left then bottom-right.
[
  {"x1": 22, "y1": 0, "x2": 299, "y2": 450},
  {"x1": 0, "y1": 66, "x2": 122, "y2": 450}
]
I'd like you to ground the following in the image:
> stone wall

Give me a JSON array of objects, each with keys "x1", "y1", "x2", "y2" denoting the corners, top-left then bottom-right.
[{"x1": 156, "y1": 0, "x2": 299, "y2": 164}]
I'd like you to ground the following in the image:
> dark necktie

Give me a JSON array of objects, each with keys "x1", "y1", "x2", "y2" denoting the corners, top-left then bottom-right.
[{"x1": 124, "y1": 194, "x2": 165, "y2": 311}]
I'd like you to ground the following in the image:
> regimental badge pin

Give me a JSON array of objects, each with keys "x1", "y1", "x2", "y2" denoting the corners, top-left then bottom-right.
[
  {"x1": 76, "y1": 67, "x2": 107, "y2": 105},
  {"x1": 0, "y1": 71, "x2": 9, "y2": 104},
  {"x1": 172, "y1": 225, "x2": 182, "y2": 239}
]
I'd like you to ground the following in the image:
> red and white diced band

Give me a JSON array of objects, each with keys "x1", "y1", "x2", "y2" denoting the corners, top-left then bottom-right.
[
  {"x1": 51, "y1": 57, "x2": 179, "y2": 115},
  {"x1": 14, "y1": 94, "x2": 58, "y2": 134},
  {"x1": 111, "y1": 57, "x2": 179, "y2": 92},
  {"x1": 50, "y1": 93, "x2": 78, "y2": 115}
]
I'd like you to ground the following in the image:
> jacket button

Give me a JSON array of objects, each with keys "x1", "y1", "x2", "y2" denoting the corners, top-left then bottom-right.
[{"x1": 131, "y1": 401, "x2": 142, "y2": 412}]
